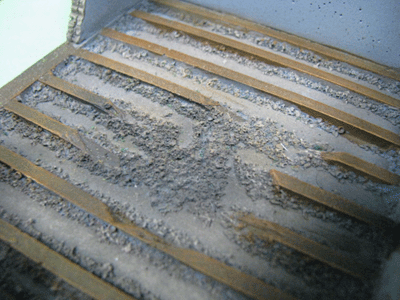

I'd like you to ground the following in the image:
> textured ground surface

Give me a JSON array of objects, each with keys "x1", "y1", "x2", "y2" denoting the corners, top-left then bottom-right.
[{"x1": 1, "y1": 1, "x2": 399, "y2": 299}]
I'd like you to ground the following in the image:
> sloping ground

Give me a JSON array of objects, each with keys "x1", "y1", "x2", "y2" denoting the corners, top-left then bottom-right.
[{"x1": 0, "y1": 1, "x2": 399, "y2": 299}]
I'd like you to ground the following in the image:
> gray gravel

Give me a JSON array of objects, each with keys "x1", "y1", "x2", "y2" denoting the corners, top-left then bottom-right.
[
  {"x1": 1, "y1": 2, "x2": 399, "y2": 299},
  {"x1": 108, "y1": 12, "x2": 400, "y2": 126},
  {"x1": 156, "y1": 2, "x2": 400, "y2": 97}
]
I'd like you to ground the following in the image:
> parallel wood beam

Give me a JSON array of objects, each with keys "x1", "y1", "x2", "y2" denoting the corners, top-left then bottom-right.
[
  {"x1": 131, "y1": 10, "x2": 400, "y2": 108},
  {"x1": 152, "y1": 0, "x2": 400, "y2": 81}
]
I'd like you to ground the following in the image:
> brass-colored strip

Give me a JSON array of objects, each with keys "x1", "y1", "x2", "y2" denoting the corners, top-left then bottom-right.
[
  {"x1": 74, "y1": 49, "x2": 219, "y2": 107},
  {"x1": 4, "y1": 99, "x2": 87, "y2": 150},
  {"x1": 102, "y1": 28, "x2": 400, "y2": 147},
  {"x1": 131, "y1": 11, "x2": 400, "y2": 108},
  {"x1": 0, "y1": 43, "x2": 75, "y2": 107},
  {"x1": 152, "y1": 0, "x2": 400, "y2": 81},
  {"x1": 0, "y1": 145, "x2": 116, "y2": 223},
  {"x1": 269, "y1": 169, "x2": 396, "y2": 230},
  {"x1": 40, "y1": 72, "x2": 123, "y2": 117},
  {"x1": 0, "y1": 218, "x2": 137, "y2": 300},
  {"x1": 3, "y1": 99, "x2": 120, "y2": 168},
  {"x1": 101, "y1": 28, "x2": 166, "y2": 56},
  {"x1": 237, "y1": 214, "x2": 372, "y2": 278},
  {"x1": 0, "y1": 145, "x2": 296, "y2": 300},
  {"x1": 321, "y1": 152, "x2": 400, "y2": 186}
]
